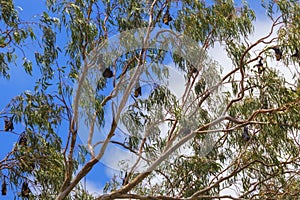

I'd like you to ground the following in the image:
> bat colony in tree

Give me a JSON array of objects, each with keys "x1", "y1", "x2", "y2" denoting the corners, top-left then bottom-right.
[
  {"x1": 245, "y1": 44, "x2": 300, "y2": 142},
  {"x1": 99, "y1": 43, "x2": 296, "y2": 148},
  {"x1": 2, "y1": 117, "x2": 31, "y2": 197},
  {"x1": 1, "y1": 1, "x2": 299, "y2": 197},
  {"x1": 252, "y1": 45, "x2": 299, "y2": 75}
]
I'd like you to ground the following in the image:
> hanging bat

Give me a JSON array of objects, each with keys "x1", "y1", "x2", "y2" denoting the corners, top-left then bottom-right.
[
  {"x1": 122, "y1": 171, "x2": 129, "y2": 186},
  {"x1": 1, "y1": 180, "x2": 6, "y2": 196},
  {"x1": 191, "y1": 66, "x2": 198, "y2": 74},
  {"x1": 163, "y1": 9, "x2": 173, "y2": 25},
  {"x1": 21, "y1": 182, "x2": 30, "y2": 198},
  {"x1": 103, "y1": 68, "x2": 113, "y2": 78},
  {"x1": 134, "y1": 82, "x2": 142, "y2": 98},
  {"x1": 242, "y1": 126, "x2": 250, "y2": 142},
  {"x1": 19, "y1": 133, "x2": 27, "y2": 147},
  {"x1": 272, "y1": 46, "x2": 282, "y2": 61},
  {"x1": 4, "y1": 116, "x2": 14, "y2": 132},
  {"x1": 254, "y1": 57, "x2": 264, "y2": 74}
]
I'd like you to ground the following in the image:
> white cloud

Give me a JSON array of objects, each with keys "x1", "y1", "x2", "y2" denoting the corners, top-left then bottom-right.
[{"x1": 85, "y1": 179, "x2": 103, "y2": 196}]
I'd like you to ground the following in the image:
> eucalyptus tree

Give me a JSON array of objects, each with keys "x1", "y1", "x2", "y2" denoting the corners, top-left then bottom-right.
[{"x1": 1, "y1": 0, "x2": 300, "y2": 199}]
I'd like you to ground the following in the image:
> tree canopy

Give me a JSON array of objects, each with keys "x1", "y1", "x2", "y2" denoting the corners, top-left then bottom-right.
[{"x1": 1, "y1": 0, "x2": 300, "y2": 199}]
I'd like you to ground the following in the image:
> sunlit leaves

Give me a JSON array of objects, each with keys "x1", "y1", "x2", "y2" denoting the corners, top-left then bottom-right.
[
  {"x1": 114, "y1": 1, "x2": 147, "y2": 31},
  {"x1": 179, "y1": 1, "x2": 255, "y2": 46},
  {"x1": 23, "y1": 58, "x2": 32, "y2": 75},
  {"x1": 0, "y1": 0, "x2": 18, "y2": 26},
  {"x1": 12, "y1": 91, "x2": 64, "y2": 134},
  {"x1": 0, "y1": 1, "x2": 57, "y2": 78}
]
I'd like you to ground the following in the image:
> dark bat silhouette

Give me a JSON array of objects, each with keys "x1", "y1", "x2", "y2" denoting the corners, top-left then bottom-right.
[
  {"x1": 21, "y1": 182, "x2": 31, "y2": 198},
  {"x1": 242, "y1": 126, "x2": 250, "y2": 142},
  {"x1": 272, "y1": 46, "x2": 282, "y2": 61},
  {"x1": 163, "y1": 9, "x2": 172, "y2": 25}
]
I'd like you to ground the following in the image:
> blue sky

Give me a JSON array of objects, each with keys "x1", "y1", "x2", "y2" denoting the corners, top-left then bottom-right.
[{"x1": 0, "y1": 0, "x2": 281, "y2": 198}]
